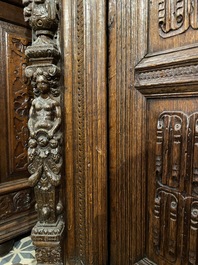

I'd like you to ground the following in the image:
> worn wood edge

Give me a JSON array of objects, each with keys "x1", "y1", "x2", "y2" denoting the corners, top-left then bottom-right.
[{"x1": 0, "y1": 178, "x2": 30, "y2": 195}]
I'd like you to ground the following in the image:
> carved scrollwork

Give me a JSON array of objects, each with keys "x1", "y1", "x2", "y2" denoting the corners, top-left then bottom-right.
[
  {"x1": 22, "y1": 0, "x2": 64, "y2": 263},
  {"x1": 0, "y1": 189, "x2": 35, "y2": 220},
  {"x1": 7, "y1": 35, "x2": 31, "y2": 174}
]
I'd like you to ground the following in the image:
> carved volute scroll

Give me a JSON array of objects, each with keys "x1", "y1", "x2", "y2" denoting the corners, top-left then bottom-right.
[
  {"x1": 22, "y1": 0, "x2": 64, "y2": 264},
  {"x1": 159, "y1": 0, "x2": 198, "y2": 38}
]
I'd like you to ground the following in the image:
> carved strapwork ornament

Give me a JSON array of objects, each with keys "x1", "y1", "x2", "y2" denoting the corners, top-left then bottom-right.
[
  {"x1": 153, "y1": 111, "x2": 198, "y2": 264},
  {"x1": 159, "y1": 0, "x2": 198, "y2": 38},
  {"x1": 22, "y1": 0, "x2": 64, "y2": 264}
]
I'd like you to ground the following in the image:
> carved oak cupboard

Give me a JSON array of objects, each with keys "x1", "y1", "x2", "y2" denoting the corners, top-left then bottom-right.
[
  {"x1": 0, "y1": 0, "x2": 36, "y2": 256},
  {"x1": 2, "y1": 0, "x2": 198, "y2": 264},
  {"x1": 108, "y1": 0, "x2": 198, "y2": 264},
  {"x1": 63, "y1": 0, "x2": 198, "y2": 265}
]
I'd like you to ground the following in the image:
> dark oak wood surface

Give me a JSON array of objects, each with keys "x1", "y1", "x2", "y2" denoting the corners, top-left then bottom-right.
[
  {"x1": 62, "y1": 0, "x2": 108, "y2": 264},
  {"x1": 108, "y1": 0, "x2": 198, "y2": 264},
  {"x1": 0, "y1": 1, "x2": 36, "y2": 256},
  {"x1": 1, "y1": 0, "x2": 198, "y2": 264}
]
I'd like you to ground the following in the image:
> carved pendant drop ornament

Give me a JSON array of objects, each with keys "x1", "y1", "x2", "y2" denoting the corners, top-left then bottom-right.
[{"x1": 22, "y1": 0, "x2": 64, "y2": 264}]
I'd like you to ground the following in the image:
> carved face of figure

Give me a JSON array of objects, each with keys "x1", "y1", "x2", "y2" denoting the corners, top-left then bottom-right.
[{"x1": 36, "y1": 74, "x2": 49, "y2": 94}]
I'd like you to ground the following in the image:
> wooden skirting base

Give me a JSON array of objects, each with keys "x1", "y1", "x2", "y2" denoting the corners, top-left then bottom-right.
[{"x1": 32, "y1": 216, "x2": 65, "y2": 265}]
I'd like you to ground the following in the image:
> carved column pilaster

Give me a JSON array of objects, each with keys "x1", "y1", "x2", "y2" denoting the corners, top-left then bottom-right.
[{"x1": 22, "y1": 1, "x2": 64, "y2": 264}]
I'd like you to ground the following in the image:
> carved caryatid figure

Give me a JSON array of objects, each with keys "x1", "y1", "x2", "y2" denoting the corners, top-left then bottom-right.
[
  {"x1": 27, "y1": 69, "x2": 62, "y2": 223},
  {"x1": 28, "y1": 71, "x2": 61, "y2": 140},
  {"x1": 23, "y1": 0, "x2": 64, "y2": 263}
]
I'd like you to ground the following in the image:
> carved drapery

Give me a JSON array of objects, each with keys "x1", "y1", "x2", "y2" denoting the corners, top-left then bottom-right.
[
  {"x1": 22, "y1": 0, "x2": 64, "y2": 264},
  {"x1": 159, "y1": 0, "x2": 198, "y2": 38}
]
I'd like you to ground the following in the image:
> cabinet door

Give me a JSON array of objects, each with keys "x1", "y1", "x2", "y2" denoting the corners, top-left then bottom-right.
[
  {"x1": 108, "y1": 0, "x2": 198, "y2": 264},
  {"x1": 0, "y1": 1, "x2": 36, "y2": 251}
]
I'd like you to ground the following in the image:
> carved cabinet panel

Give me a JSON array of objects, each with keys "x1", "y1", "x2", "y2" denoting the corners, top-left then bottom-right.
[
  {"x1": 0, "y1": 1, "x2": 36, "y2": 254},
  {"x1": 108, "y1": 0, "x2": 198, "y2": 264},
  {"x1": 147, "y1": 101, "x2": 198, "y2": 264}
]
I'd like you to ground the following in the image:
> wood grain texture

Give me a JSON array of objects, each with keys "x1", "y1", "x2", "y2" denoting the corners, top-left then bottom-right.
[
  {"x1": 62, "y1": 0, "x2": 198, "y2": 264},
  {"x1": 0, "y1": 16, "x2": 35, "y2": 249},
  {"x1": 108, "y1": 0, "x2": 147, "y2": 264},
  {"x1": 0, "y1": 1, "x2": 27, "y2": 27},
  {"x1": 63, "y1": 0, "x2": 108, "y2": 264}
]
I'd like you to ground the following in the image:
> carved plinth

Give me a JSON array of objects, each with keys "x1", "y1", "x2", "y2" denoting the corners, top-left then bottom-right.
[{"x1": 32, "y1": 216, "x2": 65, "y2": 265}]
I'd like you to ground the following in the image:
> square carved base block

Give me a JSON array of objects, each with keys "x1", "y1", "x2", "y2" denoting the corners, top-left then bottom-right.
[{"x1": 31, "y1": 216, "x2": 65, "y2": 265}]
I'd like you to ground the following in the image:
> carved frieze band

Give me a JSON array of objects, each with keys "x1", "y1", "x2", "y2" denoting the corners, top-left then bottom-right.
[
  {"x1": 153, "y1": 112, "x2": 198, "y2": 264},
  {"x1": 135, "y1": 63, "x2": 198, "y2": 92},
  {"x1": 0, "y1": 189, "x2": 35, "y2": 221},
  {"x1": 22, "y1": 0, "x2": 64, "y2": 264},
  {"x1": 159, "y1": 0, "x2": 198, "y2": 38}
]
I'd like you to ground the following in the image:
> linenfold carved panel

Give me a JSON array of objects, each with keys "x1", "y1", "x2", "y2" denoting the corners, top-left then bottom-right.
[
  {"x1": 159, "y1": 0, "x2": 198, "y2": 38},
  {"x1": 7, "y1": 34, "x2": 31, "y2": 175},
  {"x1": 153, "y1": 111, "x2": 198, "y2": 263}
]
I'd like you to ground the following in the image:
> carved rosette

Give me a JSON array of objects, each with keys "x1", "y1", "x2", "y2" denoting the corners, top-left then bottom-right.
[{"x1": 22, "y1": 0, "x2": 64, "y2": 264}]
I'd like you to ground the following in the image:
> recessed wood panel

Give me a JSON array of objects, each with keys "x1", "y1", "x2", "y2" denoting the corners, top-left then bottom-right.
[
  {"x1": 0, "y1": 22, "x2": 31, "y2": 182},
  {"x1": 147, "y1": 98, "x2": 198, "y2": 264},
  {"x1": 7, "y1": 33, "x2": 30, "y2": 177}
]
